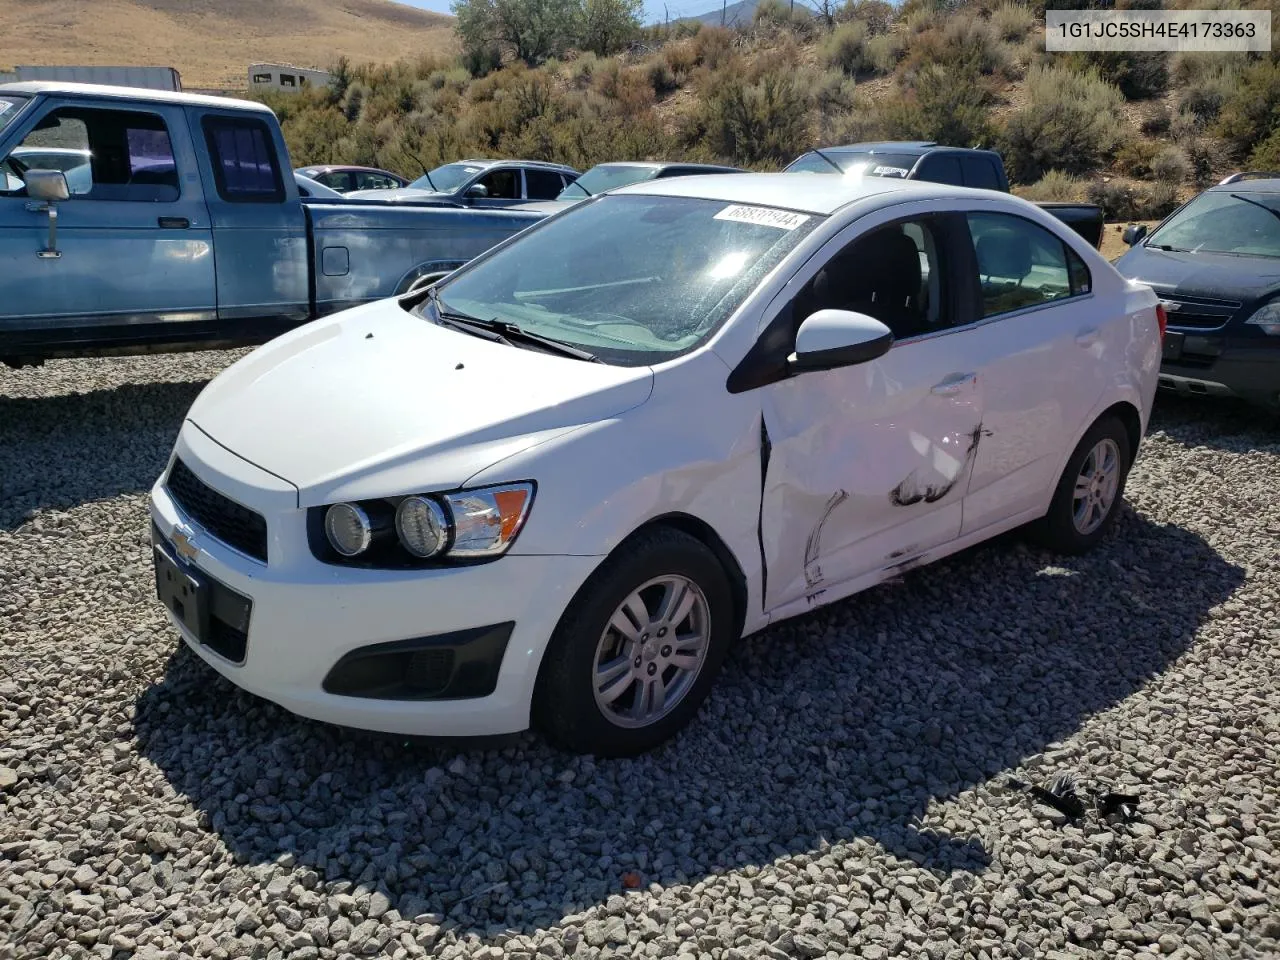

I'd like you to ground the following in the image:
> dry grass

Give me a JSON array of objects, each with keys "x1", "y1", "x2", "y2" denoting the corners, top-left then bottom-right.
[{"x1": 0, "y1": 0, "x2": 457, "y2": 90}]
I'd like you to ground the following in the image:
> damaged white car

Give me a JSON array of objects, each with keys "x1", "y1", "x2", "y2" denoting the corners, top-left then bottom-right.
[{"x1": 150, "y1": 173, "x2": 1164, "y2": 756}]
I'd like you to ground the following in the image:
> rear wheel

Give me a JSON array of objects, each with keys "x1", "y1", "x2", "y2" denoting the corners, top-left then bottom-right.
[
  {"x1": 1033, "y1": 415, "x2": 1131, "y2": 554},
  {"x1": 533, "y1": 528, "x2": 735, "y2": 756}
]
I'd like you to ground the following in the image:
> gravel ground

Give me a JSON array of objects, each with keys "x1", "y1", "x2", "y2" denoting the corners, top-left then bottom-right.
[{"x1": 2, "y1": 352, "x2": 1279, "y2": 960}]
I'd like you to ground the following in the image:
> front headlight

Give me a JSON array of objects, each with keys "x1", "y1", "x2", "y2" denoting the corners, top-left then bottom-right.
[
  {"x1": 312, "y1": 481, "x2": 535, "y2": 567},
  {"x1": 1245, "y1": 301, "x2": 1280, "y2": 336}
]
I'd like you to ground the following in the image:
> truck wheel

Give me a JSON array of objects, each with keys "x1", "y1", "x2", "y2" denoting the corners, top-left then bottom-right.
[
  {"x1": 1033, "y1": 415, "x2": 1131, "y2": 554},
  {"x1": 533, "y1": 528, "x2": 735, "y2": 757}
]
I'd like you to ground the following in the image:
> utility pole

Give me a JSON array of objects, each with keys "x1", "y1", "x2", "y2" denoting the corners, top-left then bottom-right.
[{"x1": 721, "y1": 0, "x2": 726, "y2": 25}]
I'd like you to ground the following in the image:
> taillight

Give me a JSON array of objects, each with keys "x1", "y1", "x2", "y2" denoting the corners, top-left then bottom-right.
[{"x1": 1155, "y1": 303, "x2": 1167, "y2": 340}]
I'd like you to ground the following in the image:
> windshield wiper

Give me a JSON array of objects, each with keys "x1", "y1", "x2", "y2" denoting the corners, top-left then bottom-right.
[
  {"x1": 811, "y1": 148, "x2": 845, "y2": 174},
  {"x1": 1147, "y1": 243, "x2": 1190, "y2": 252},
  {"x1": 428, "y1": 289, "x2": 599, "y2": 361},
  {"x1": 563, "y1": 180, "x2": 591, "y2": 197},
  {"x1": 1230, "y1": 192, "x2": 1280, "y2": 224}
]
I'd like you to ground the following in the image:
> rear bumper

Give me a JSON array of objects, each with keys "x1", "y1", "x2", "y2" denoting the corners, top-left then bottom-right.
[{"x1": 1159, "y1": 337, "x2": 1280, "y2": 407}]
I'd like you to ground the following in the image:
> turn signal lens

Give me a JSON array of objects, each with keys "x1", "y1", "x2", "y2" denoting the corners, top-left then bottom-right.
[
  {"x1": 1245, "y1": 300, "x2": 1280, "y2": 336},
  {"x1": 325, "y1": 502, "x2": 372, "y2": 557},
  {"x1": 1155, "y1": 303, "x2": 1167, "y2": 340},
  {"x1": 444, "y1": 483, "x2": 534, "y2": 559},
  {"x1": 395, "y1": 496, "x2": 449, "y2": 558}
]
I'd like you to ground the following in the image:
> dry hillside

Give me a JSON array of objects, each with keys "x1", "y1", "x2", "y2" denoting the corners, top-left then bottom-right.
[{"x1": 0, "y1": 0, "x2": 456, "y2": 90}]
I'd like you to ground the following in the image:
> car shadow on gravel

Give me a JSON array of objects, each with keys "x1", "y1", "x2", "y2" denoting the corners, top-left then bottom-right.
[
  {"x1": 0, "y1": 380, "x2": 207, "y2": 529},
  {"x1": 134, "y1": 507, "x2": 1244, "y2": 940},
  {"x1": 1148, "y1": 393, "x2": 1279, "y2": 451}
]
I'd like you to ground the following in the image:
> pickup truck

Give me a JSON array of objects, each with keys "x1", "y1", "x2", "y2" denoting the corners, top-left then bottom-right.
[
  {"x1": 785, "y1": 141, "x2": 1106, "y2": 249},
  {"x1": 0, "y1": 82, "x2": 545, "y2": 367}
]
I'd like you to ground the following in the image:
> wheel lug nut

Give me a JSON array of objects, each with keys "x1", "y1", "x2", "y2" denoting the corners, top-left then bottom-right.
[
  {"x1": 633, "y1": 657, "x2": 642, "y2": 668},
  {"x1": 641, "y1": 633, "x2": 649, "y2": 641},
  {"x1": 647, "y1": 663, "x2": 657, "y2": 676},
  {"x1": 661, "y1": 645, "x2": 672, "y2": 657},
  {"x1": 658, "y1": 627, "x2": 667, "y2": 637}
]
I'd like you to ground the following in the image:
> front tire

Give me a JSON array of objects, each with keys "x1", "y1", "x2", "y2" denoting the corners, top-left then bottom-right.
[
  {"x1": 533, "y1": 527, "x2": 735, "y2": 757},
  {"x1": 1033, "y1": 415, "x2": 1132, "y2": 554}
]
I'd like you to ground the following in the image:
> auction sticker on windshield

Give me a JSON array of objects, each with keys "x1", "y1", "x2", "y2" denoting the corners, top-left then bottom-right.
[{"x1": 714, "y1": 205, "x2": 811, "y2": 230}]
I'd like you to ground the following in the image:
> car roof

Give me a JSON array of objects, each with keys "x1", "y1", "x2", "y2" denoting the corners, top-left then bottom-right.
[
  {"x1": 299, "y1": 164, "x2": 399, "y2": 175},
  {"x1": 1208, "y1": 179, "x2": 1280, "y2": 193},
  {"x1": 590, "y1": 161, "x2": 742, "y2": 172},
  {"x1": 0, "y1": 80, "x2": 272, "y2": 113},
  {"x1": 615, "y1": 171, "x2": 968, "y2": 215},
  {"x1": 813, "y1": 142, "x2": 999, "y2": 158},
  {"x1": 451, "y1": 158, "x2": 578, "y2": 172}
]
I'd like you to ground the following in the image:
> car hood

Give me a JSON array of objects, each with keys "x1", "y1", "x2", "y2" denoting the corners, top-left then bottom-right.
[
  {"x1": 1114, "y1": 244, "x2": 1280, "y2": 303},
  {"x1": 187, "y1": 302, "x2": 654, "y2": 506}
]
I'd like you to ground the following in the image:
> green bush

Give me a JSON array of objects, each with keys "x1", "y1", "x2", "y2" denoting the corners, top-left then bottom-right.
[
  {"x1": 1114, "y1": 140, "x2": 1159, "y2": 178},
  {"x1": 1215, "y1": 60, "x2": 1280, "y2": 159},
  {"x1": 822, "y1": 21, "x2": 873, "y2": 75},
  {"x1": 867, "y1": 31, "x2": 906, "y2": 73},
  {"x1": 684, "y1": 68, "x2": 810, "y2": 166},
  {"x1": 1067, "y1": 51, "x2": 1167, "y2": 100},
  {"x1": 646, "y1": 58, "x2": 679, "y2": 96},
  {"x1": 1247, "y1": 129, "x2": 1280, "y2": 173},
  {"x1": 1014, "y1": 170, "x2": 1083, "y2": 202},
  {"x1": 1136, "y1": 182, "x2": 1179, "y2": 220},
  {"x1": 878, "y1": 64, "x2": 993, "y2": 146},
  {"x1": 1151, "y1": 146, "x2": 1189, "y2": 184},
  {"x1": 1140, "y1": 105, "x2": 1170, "y2": 137},
  {"x1": 989, "y1": 2, "x2": 1034, "y2": 42},
  {"x1": 1001, "y1": 65, "x2": 1126, "y2": 182}
]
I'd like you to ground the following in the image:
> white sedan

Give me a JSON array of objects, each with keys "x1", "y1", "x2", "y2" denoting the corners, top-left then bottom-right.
[{"x1": 149, "y1": 173, "x2": 1164, "y2": 756}]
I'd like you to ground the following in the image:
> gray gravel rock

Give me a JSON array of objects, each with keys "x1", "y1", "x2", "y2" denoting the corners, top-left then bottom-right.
[{"x1": 2, "y1": 362, "x2": 1279, "y2": 960}]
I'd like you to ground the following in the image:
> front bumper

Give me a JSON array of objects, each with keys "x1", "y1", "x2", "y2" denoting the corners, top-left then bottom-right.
[
  {"x1": 1159, "y1": 332, "x2": 1280, "y2": 407},
  {"x1": 148, "y1": 423, "x2": 601, "y2": 737}
]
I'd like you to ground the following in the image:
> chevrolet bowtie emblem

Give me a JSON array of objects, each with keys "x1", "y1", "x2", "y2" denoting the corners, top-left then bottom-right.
[{"x1": 171, "y1": 528, "x2": 199, "y2": 562}]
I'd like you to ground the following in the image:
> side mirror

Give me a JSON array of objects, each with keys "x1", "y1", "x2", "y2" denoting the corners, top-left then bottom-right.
[
  {"x1": 466, "y1": 183, "x2": 489, "y2": 199},
  {"x1": 24, "y1": 170, "x2": 70, "y2": 259},
  {"x1": 26, "y1": 169, "x2": 71, "y2": 203},
  {"x1": 790, "y1": 309, "x2": 894, "y2": 372},
  {"x1": 1122, "y1": 223, "x2": 1147, "y2": 246}
]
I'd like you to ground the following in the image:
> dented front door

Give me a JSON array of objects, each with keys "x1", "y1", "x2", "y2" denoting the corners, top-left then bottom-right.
[{"x1": 759, "y1": 334, "x2": 986, "y2": 614}]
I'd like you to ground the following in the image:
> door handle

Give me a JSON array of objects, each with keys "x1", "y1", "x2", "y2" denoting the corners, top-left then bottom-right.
[
  {"x1": 1075, "y1": 326, "x2": 1100, "y2": 347},
  {"x1": 158, "y1": 217, "x2": 190, "y2": 229},
  {"x1": 930, "y1": 372, "x2": 977, "y2": 396}
]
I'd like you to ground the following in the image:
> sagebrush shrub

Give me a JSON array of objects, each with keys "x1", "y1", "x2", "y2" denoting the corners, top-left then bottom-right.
[
  {"x1": 1214, "y1": 60, "x2": 1280, "y2": 159},
  {"x1": 1014, "y1": 170, "x2": 1083, "y2": 203},
  {"x1": 823, "y1": 21, "x2": 873, "y2": 75},
  {"x1": 1114, "y1": 140, "x2": 1160, "y2": 178},
  {"x1": 1001, "y1": 65, "x2": 1126, "y2": 181},
  {"x1": 1151, "y1": 146, "x2": 1189, "y2": 184}
]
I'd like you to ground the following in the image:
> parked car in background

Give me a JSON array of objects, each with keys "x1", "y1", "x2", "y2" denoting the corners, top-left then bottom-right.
[
  {"x1": 514, "y1": 161, "x2": 746, "y2": 213},
  {"x1": 294, "y1": 173, "x2": 345, "y2": 199},
  {"x1": 346, "y1": 158, "x2": 580, "y2": 207},
  {"x1": 149, "y1": 173, "x2": 1161, "y2": 756},
  {"x1": 4, "y1": 145, "x2": 92, "y2": 194},
  {"x1": 1115, "y1": 172, "x2": 1280, "y2": 411},
  {"x1": 785, "y1": 141, "x2": 1106, "y2": 249},
  {"x1": 0, "y1": 82, "x2": 546, "y2": 366},
  {"x1": 295, "y1": 164, "x2": 408, "y2": 193}
]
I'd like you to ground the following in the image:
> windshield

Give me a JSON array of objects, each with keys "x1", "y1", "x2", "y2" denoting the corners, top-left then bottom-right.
[
  {"x1": 426, "y1": 194, "x2": 820, "y2": 365},
  {"x1": 0, "y1": 95, "x2": 28, "y2": 136},
  {"x1": 559, "y1": 164, "x2": 660, "y2": 199},
  {"x1": 408, "y1": 162, "x2": 484, "y2": 193},
  {"x1": 1146, "y1": 191, "x2": 1280, "y2": 258},
  {"x1": 786, "y1": 151, "x2": 920, "y2": 178}
]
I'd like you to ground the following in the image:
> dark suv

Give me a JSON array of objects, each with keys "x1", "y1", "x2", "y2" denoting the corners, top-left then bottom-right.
[
  {"x1": 1114, "y1": 172, "x2": 1280, "y2": 411},
  {"x1": 346, "y1": 158, "x2": 580, "y2": 207}
]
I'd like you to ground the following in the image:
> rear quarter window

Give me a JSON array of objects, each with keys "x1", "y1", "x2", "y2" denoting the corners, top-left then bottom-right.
[{"x1": 202, "y1": 115, "x2": 285, "y2": 203}]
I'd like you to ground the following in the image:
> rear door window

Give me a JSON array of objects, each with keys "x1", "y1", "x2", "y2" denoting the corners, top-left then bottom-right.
[
  {"x1": 962, "y1": 156, "x2": 1002, "y2": 190},
  {"x1": 202, "y1": 115, "x2": 285, "y2": 203},
  {"x1": 525, "y1": 169, "x2": 564, "y2": 200},
  {"x1": 967, "y1": 212, "x2": 1081, "y2": 316},
  {"x1": 919, "y1": 155, "x2": 964, "y2": 186}
]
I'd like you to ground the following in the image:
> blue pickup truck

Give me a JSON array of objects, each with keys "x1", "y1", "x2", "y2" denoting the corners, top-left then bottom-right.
[{"x1": 0, "y1": 82, "x2": 546, "y2": 367}]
